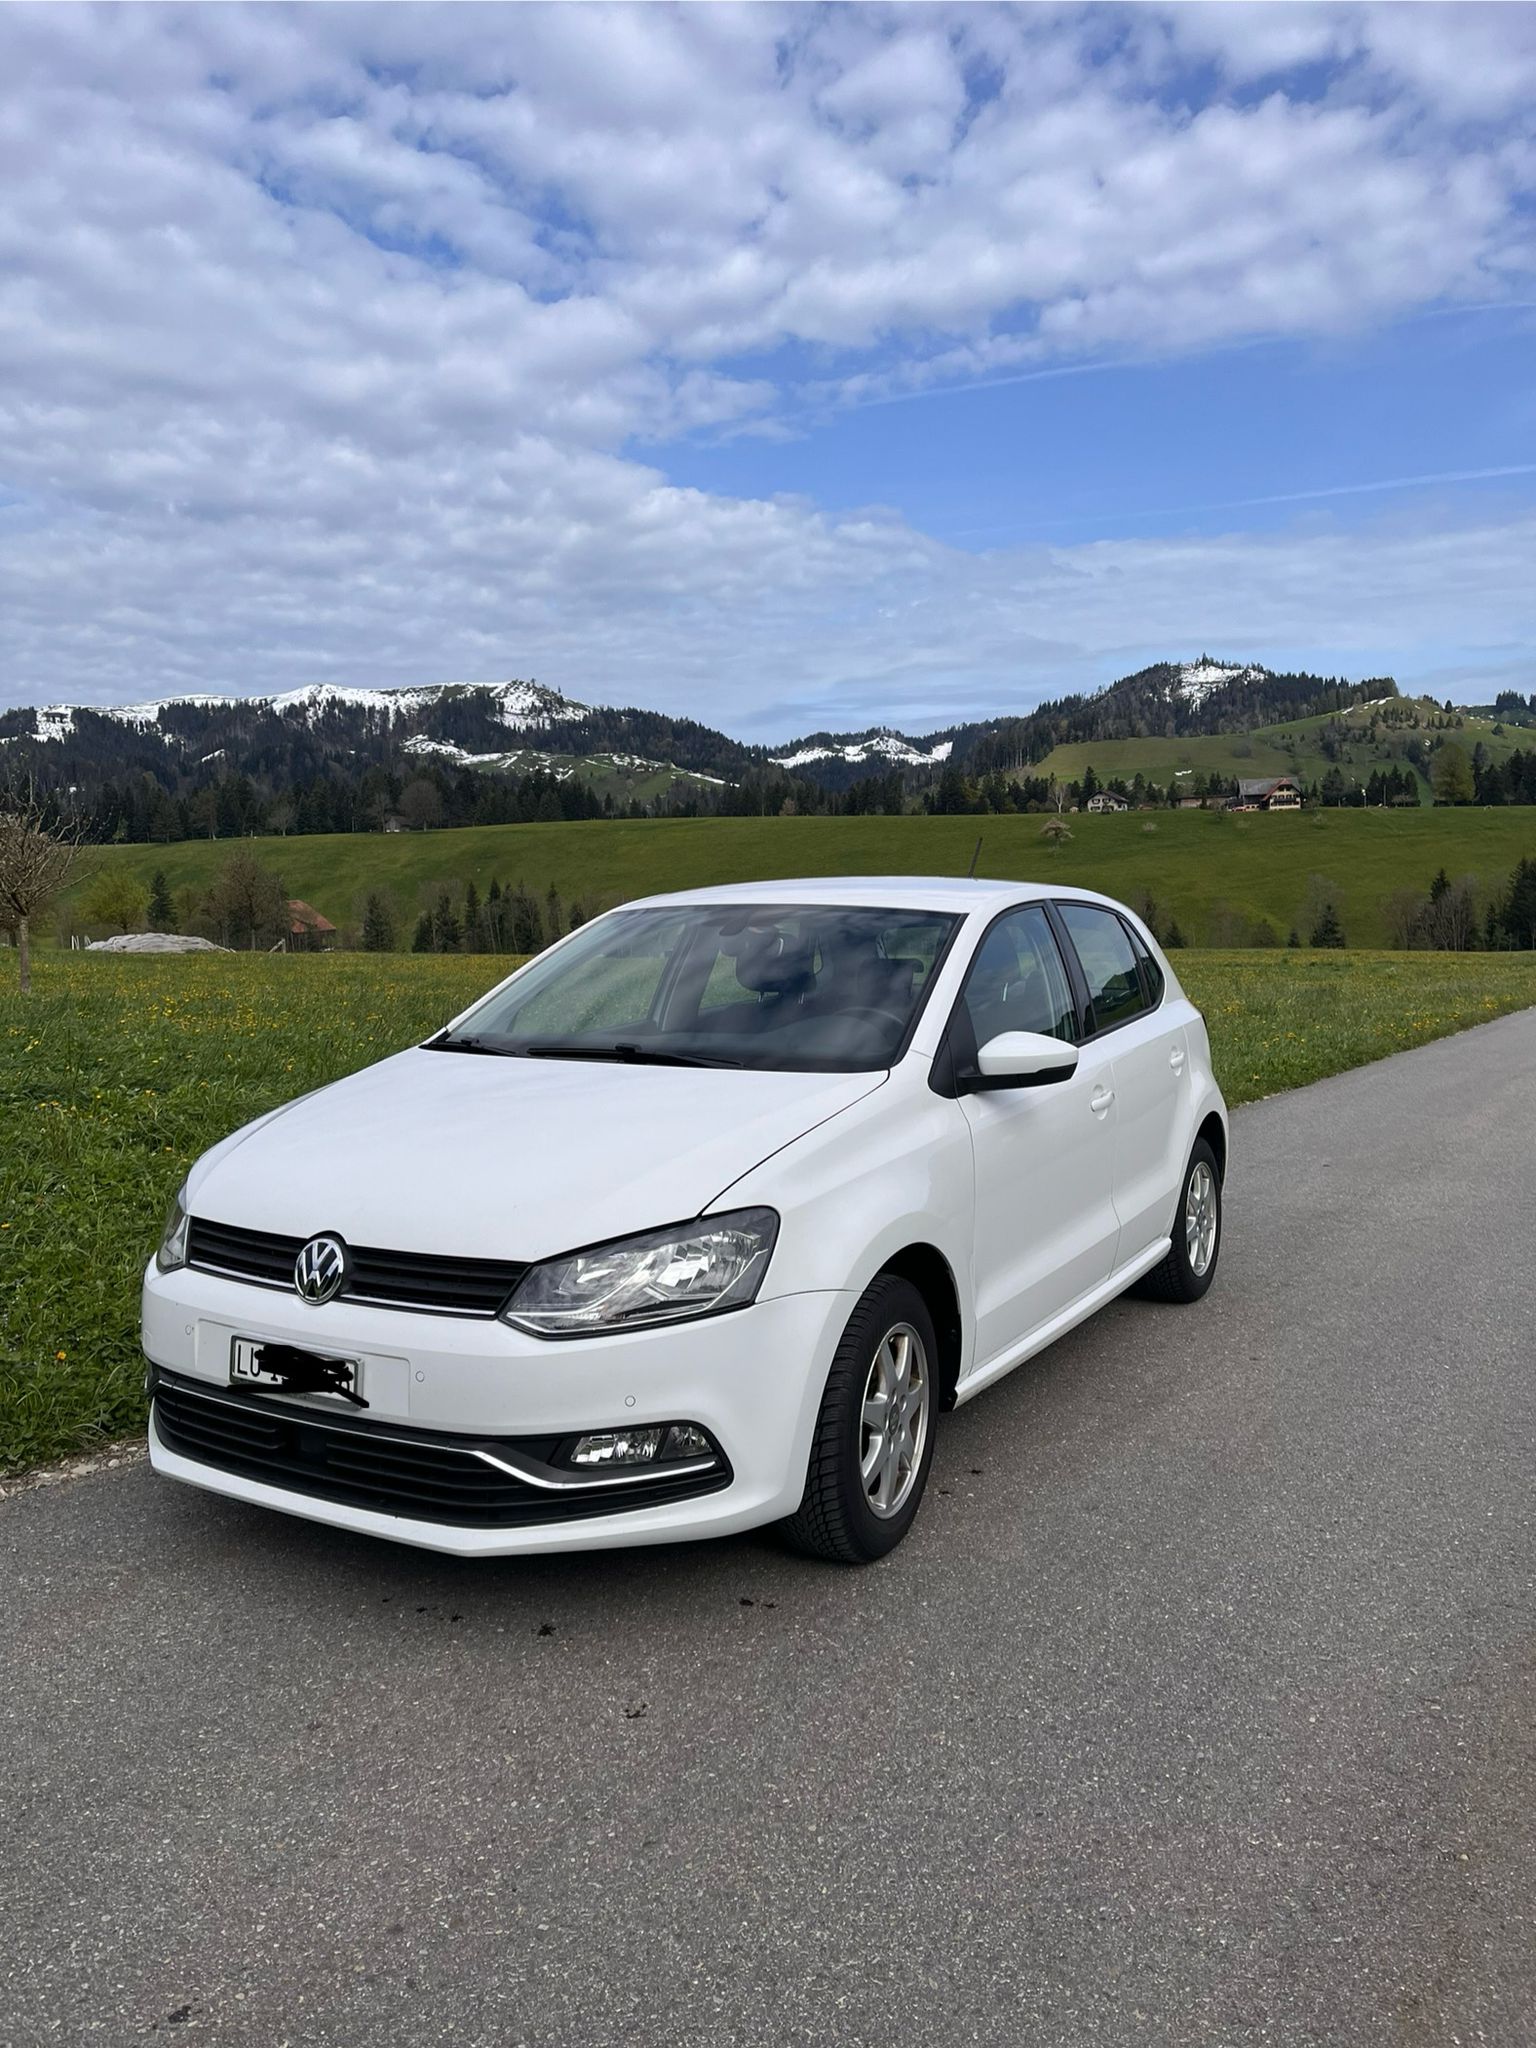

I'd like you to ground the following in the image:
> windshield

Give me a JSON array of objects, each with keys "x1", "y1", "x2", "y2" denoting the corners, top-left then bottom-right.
[{"x1": 433, "y1": 904, "x2": 961, "y2": 1073}]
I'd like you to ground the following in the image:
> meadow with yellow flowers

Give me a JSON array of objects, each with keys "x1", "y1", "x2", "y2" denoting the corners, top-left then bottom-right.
[{"x1": 4, "y1": 946, "x2": 1535, "y2": 1475}]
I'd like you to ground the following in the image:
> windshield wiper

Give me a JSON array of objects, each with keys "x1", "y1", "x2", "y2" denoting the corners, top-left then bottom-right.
[
  {"x1": 523, "y1": 1042, "x2": 744, "y2": 1069},
  {"x1": 424, "y1": 1033, "x2": 518, "y2": 1057}
]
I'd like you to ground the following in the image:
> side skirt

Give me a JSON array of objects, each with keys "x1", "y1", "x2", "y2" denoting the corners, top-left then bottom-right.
[{"x1": 952, "y1": 1238, "x2": 1173, "y2": 1407}]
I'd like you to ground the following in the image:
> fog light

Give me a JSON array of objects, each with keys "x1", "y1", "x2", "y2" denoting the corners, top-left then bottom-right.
[
  {"x1": 570, "y1": 1428, "x2": 664, "y2": 1467},
  {"x1": 661, "y1": 1424, "x2": 712, "y2": 1460}
]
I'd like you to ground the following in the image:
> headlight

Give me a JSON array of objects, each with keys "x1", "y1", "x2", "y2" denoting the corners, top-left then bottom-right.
[
  {"x1": 500, "y1": 1209, "x2": 778, "y2": 1339},
  {"x1": 155, "y1": 1184, "x2": 191, "y2": 1272}
]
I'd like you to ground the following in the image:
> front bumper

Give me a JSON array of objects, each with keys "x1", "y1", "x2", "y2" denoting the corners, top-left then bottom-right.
[{"x1": 142, "y1": 1264, "x2": 852, "y2": 1556}]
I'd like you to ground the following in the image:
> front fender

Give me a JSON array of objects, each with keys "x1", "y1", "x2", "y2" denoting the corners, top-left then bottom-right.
[{"x1": 711, "y1": 1066, "x2": 977, "y2": 1380}]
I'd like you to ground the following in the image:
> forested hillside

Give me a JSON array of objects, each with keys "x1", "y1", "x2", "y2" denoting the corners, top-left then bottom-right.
[{"x1": 9, "y1": 661, "x2": 1536, "y2": 846}]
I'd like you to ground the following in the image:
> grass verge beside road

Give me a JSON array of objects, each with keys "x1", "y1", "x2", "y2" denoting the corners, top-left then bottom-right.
[{"x1": 4, "y1": 947, "x2": 1535, "y2": 1475}]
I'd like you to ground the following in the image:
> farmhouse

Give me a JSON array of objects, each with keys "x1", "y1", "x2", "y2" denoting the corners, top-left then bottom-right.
[
  {"x1": 1084, "y1": 792, "x2": 1129, "y2": 813},
  {"x1": 1234, "y1": 776, "x2": 1302, "y2": 812},
  {"x1": 286, "y1": 900, "x2": 337, "y2": 952}
]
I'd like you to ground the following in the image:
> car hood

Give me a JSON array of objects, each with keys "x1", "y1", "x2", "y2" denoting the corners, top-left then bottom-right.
[{"x1": 187, "y1": 1047, "x2": 886, "y2": 1263}]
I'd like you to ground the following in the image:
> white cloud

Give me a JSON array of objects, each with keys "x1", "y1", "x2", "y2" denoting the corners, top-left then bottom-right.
[{"x1": 0, "y1": 2, "x2": 1532, "y2": 731}]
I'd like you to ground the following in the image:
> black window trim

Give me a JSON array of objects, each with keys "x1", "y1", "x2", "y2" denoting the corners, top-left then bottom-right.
[
  {"x1": 1120, "y1": 912, "x2": 1166, "y2": 1012},
  {"x1": 1044, "y1": 899, "x2": 1166, "y2": 1045}
]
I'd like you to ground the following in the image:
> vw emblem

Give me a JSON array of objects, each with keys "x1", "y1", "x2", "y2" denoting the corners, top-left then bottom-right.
[{"x1": 294, "y1": 1234, "x2": 348, "y2": 1306}]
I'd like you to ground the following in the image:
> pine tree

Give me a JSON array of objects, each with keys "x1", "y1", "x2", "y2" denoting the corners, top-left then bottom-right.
[
  {"x1": 361, "y1": 892, "x2": 395, "y2": 952},
  {"x1": 1309, "y1": 902, "x2": 1346, "y2": 949},
  {"x1": 1498, "y1": 856, "x2": 1536, "y2": 949},
  {"x1": 507, "y1": 882, "x2": 543, "y2": 954},
  {"x1": 146, "y1": 869, "x2": 176, "y2": 932},
  {"x1": 431, "y1": 888, "x2": 461, "y2": 953},
  {"x1": 411, "y1": 912, "x2": 432, "y2": 953}
]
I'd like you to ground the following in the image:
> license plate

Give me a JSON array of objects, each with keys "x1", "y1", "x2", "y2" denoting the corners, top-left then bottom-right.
[{"x1": 230, "y1": 1337, "x2": 365, "y2": 1406}]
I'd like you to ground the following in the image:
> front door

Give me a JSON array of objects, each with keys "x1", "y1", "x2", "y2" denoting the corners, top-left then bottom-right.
[{"x1": 954, "y1": 904, "x2": 1121, "y2": 1377}]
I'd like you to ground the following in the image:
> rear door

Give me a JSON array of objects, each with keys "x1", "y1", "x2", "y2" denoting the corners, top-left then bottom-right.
[
  {"x1": 1051, "y1": 902, "x2": 1189, "y2": 1268},
  {"x1": 951, "y1": 904, "x2": 1121, "y2": 1376}
]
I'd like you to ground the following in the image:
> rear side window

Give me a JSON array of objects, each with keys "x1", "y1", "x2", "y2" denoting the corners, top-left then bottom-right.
[
  {"x1": 1056, "y1": 903, "x2": 1150, "y2": 1033},
  {"x1": 1125, "y1": 921, "x2": 1165, "y2": 1006}
]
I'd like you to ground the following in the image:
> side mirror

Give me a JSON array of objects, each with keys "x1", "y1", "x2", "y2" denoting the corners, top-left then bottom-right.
[{"x1": 961, "y1": 1030, "x2": 1079, "y2": 1093}]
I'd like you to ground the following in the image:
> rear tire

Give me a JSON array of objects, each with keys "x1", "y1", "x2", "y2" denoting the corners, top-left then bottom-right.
[
  {"x1": 1137, "y1": 1138, "x2": 1222, "y2": 1303},
  {"x1": 781, "y1": 1275, "x2": 939, "y2": 1565}
]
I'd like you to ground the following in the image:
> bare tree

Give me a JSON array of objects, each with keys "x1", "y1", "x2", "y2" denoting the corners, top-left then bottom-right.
[
  {"x1": 204, "y1": 848, "x2": 289, "y2": 950},
  {"x1": 0, "y1": 781, "x2": 89, "y2": 993}
]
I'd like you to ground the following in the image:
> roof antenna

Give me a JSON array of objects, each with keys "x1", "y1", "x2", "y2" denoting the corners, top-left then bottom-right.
[{"x1": 966, "y1": 834, "x2": 983, "y2": 878}]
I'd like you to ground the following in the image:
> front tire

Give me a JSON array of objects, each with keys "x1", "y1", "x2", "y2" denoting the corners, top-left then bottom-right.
[
  {"x1": 781, "y1": 1275, "x2": 939, "y2": 1565},
  {"x1": 1138, "y1": 1137, "x2": 1222, "y2": 1303}
]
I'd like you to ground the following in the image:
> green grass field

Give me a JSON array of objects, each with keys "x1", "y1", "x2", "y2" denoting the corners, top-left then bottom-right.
[
  {"x1": 4, "y1": 947, "x2": 1535, "y2": 1477},
  {"x1": 71, "y1": 803, "x2": 1536, "y2": 948}
]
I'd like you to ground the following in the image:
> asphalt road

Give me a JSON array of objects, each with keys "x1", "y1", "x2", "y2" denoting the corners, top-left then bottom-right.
[{"x1": 4, "y1": 1010, "x2": 1534, "y2": 2048}]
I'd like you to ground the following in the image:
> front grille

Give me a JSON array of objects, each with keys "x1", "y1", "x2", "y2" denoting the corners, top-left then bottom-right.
[
  {"x1": 152, "y1": 1372, "x2": 731, "y2": 1528},
  {"x1": 186, "y1": 1217, "x2": 528, "y2": 1319}
]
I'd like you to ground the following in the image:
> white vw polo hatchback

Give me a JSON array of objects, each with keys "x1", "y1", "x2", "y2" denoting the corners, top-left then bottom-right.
[{"x1": 145, "y1": 878, "x2": 1228, "y2": 1564}]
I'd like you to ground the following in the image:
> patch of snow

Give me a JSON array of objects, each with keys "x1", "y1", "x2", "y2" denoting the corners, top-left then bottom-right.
[
  {"x1": 606, "y1": 752, "x2": 725, "y2": 785},
  {"x1": 27, "y1": 692, "x2": 226, "y2": 740},
  {"x1": 1173, "y1": 660, "x2": 1267, "y2": 709},
  {"x1": 401, "y1": 735, "x2": 475, "y2": 762},
  {"x1": 100, "y1": 694, "x2": 229, "y2": 725},
  {"x1": 258, "y1": 677, "x2": 590, "y2": 731},
  {"x1": 265, "y1": 681, "x2": 396, "y2": 719},
  {"x1": 771, "y1": 729, "x2": 951, "y2": 771},
  {"x1": 490, "y1": 681, "x2": 587, "y2": 730}
]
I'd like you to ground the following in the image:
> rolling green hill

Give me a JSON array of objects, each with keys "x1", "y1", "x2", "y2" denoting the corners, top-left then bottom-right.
[
  {"x1": 69, "y1": 805, "x2": 1536, "y2": 949},
  {"x1": 1029, "y1": 695, "x2": 1523, "y2": 800}
]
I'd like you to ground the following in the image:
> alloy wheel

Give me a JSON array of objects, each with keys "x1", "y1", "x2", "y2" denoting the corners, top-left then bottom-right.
[
  {"x1": 859, "y1": 1322, "x2": 931, "y2": 1519},
  {"x1": 1185, "y1": 1160, "x2": 1219, "y2": 1276}
]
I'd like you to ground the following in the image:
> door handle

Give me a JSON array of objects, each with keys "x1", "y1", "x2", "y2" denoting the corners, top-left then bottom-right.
[
  {"x1": 1168, "y1": 1046, "x2": 1186, "y2": 1073},
  {"x1": 1090, "y1": 1085, "x2": 1115, "y2": 1116}
]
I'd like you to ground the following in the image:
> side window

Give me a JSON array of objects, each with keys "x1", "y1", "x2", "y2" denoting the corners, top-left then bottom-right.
[
  {"x1": 959, "y1": 906, "x2": 1077, "y2": 1051},
  {"x1": 1056, "y1": 903, "x2": 1150, "y2": 1033}
]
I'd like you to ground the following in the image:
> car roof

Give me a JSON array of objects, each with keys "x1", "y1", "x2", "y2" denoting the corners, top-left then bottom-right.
[{"x1": 624, "y1": 875, "x2": 1125, "y2": 916}]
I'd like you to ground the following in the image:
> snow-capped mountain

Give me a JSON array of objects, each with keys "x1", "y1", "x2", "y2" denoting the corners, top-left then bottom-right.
[
  {"x1": 17, "y1": 678, "x2": 585, "y2": 745},
  {"x1": 0, "y1": 657, "x2": 1395, "y2": 806},
  {"x1": 771, "y1": 729, "x2": 955, "y2": 771},
  {"x1": 0, "y1": 674, "x2": 760, "y2": 795}
]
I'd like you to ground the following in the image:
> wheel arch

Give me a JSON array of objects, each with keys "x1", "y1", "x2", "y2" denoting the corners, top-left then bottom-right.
[
  {"x1": 879, "y1": 1242, "x2": 964, "y2": 1410},
  {"x1": 1196, "y1": 1108, "x2": 1228, "y2": 1183}
]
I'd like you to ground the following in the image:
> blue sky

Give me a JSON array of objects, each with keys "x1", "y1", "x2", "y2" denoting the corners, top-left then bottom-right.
[
  {"x1": 1, "y1": 2, "x2": 1534, "y2": 739},
  {"x1": 665, "y1": 310, "x2": 1536, "y2": 549}
]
